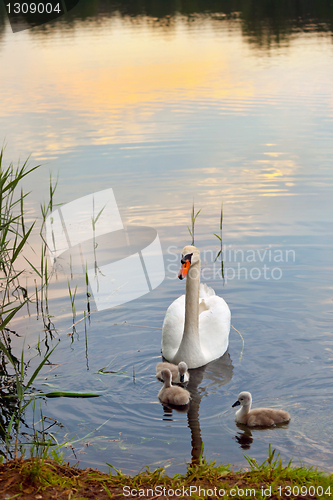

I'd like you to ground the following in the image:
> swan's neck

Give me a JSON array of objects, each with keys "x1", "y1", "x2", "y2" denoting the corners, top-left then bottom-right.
[
  {"x1": 184, "y1": 261, "x2": 200, "y2": 338},
  {"x1": 173, "y1": 261, "x2": 203, "y2": 366}
]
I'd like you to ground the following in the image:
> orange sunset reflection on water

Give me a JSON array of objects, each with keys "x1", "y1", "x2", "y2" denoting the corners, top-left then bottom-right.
[{"x1": 0, "y1": 14, "x2": 332, "y2": 227}]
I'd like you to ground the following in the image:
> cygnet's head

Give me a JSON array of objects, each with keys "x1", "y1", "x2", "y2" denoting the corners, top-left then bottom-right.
[
  {"x1": 178, "y1": 361, "x2": 188, "y2": 383},
  {"x1": 232, "y1": 391, "x2": 252, "y2": 408},
  {"x1": 178, "y1": 245, "x2": 200, "y2": 280}
]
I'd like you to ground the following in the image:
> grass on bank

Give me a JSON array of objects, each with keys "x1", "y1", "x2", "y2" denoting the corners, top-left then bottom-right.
[{"x1": 0, "y1": 446, "x2": 332, "y2": 499}]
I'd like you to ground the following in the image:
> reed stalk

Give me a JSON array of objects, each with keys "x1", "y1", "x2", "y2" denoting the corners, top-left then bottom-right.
[
  {"x1": 0, "y1": 149, "x2": 59, "y2": 458},
  {"x1": 187, "y1": 202, "x2": 201, "y2": 246},
  {"x1": 214, "y1": 202, "x2": 225, "y2": 284}
]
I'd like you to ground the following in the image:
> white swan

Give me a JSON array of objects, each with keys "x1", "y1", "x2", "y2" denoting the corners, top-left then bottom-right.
[
  {"x1": 156, "y1": 361, "x2": 189, "y2": 384},
  {"x1": 158, "y1": 369, "x2": 190, "y2": 406},
  {"x1": 232, "y1": 391, "x2": 291, "y2": 427},
  {"x1": 161, "y1": 245, "x2": 230, "y2": 369}
]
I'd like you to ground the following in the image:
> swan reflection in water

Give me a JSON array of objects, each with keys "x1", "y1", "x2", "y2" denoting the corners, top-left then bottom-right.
[{"x1": 158, "y1": 350, "x2": 233, "y2": 465}]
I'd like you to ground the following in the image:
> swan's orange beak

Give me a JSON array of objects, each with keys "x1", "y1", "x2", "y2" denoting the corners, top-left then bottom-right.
[{"x1": 178, "y1": 260, "x2": 190, "y2": 280}]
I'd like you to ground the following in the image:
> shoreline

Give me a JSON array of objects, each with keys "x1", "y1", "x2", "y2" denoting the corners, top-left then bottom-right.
[{"x1": 1, "y1": 451, "x2": 332, "y2": 500}]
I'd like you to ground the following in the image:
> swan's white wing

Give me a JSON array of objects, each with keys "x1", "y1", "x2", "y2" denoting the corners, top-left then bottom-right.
[
  {"x1": 161, "y1": 295, "x2": 185, "y2": 360},
  {"x1": 199, "y1": 282, "x2": 216, "y2": 298},
  {"x1": 198, "y1": 293, "x2": 231, "y2": 359},
  {"x1": 162, "y1": 283, "x2": 230, "y2": 366}
]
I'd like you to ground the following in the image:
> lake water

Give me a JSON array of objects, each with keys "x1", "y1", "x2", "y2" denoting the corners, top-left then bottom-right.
[{"x1": 1, "y1": 1, "x2": 333, "y2": 475}]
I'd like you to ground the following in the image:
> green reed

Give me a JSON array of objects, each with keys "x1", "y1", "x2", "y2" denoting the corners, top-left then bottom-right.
[
  {"x1": 92, "y1": 196, "x2": 106, "y2": 274},
  {"x1": 0, "y1": 149, "x2": 103, "y2": 460},
  {"x1": 0, "y1": 339, "x2": 58, "y2": 459},
  {"x1": 0, "y1": 149, "x2": 60, "y2": 458},
  {"x1": 68, "y1": 282, "x2": 77, "y2": 327},
  {"x1": 0, "y1": 149, "x2": 39, "y2": 338},
  {"x1": 187, "y1": 201, "x2": 201, "y2": 246},
  {"x1": 213, "y1": 202, "x2": 225, "y2": 284}
]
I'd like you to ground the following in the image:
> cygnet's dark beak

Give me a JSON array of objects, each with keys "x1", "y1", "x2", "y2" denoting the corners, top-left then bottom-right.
[
  {"x1": 180, "y1": 374, "x2": 184, "y2": 383},
  {"x1": 232, "y1": 400, "x2": 241, "y2": 408}
]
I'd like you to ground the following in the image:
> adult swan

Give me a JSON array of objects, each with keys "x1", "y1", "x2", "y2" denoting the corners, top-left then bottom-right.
[{"x1": 162, "y1": 245, "x2": 231, "y2": 369}]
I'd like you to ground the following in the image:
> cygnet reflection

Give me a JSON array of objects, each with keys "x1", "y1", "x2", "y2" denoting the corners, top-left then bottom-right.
[{"x1": 234, "y1": 427, "x2": 254, "y2": 450}]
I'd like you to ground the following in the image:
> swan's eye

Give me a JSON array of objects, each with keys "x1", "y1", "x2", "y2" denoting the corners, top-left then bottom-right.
[{"x1": 181, "y1": 253, "x2": 193, "y2": 265}]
